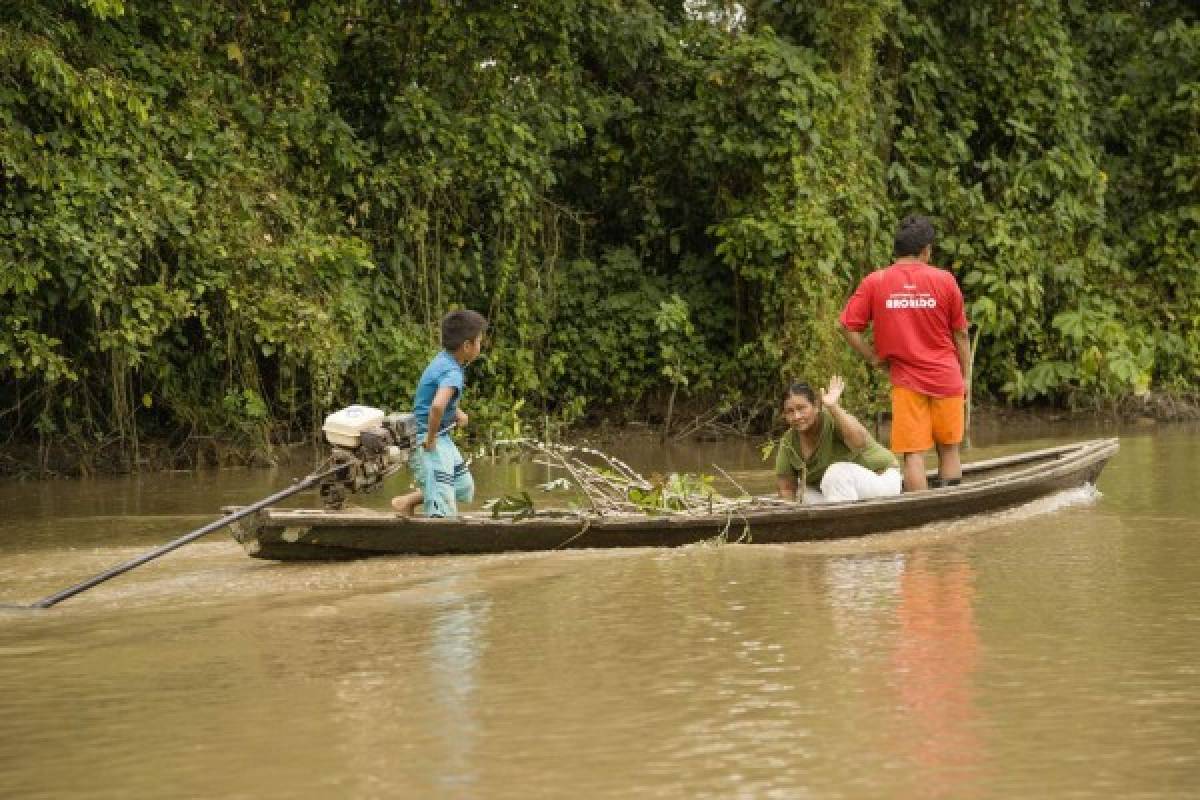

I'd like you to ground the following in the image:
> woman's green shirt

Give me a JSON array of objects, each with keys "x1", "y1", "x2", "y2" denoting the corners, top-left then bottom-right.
[{"x1": 774, "y1": 409, "x2": 898, "y2": 487}]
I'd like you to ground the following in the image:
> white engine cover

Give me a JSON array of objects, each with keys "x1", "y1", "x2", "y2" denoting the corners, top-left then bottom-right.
[{"x1": 322, "y1": 405, "x2": 386, "y2": 447}]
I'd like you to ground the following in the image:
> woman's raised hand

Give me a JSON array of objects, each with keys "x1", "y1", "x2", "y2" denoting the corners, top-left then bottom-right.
[{"x1": 821, "y1": 375, "x2": 845, "y2": 408}]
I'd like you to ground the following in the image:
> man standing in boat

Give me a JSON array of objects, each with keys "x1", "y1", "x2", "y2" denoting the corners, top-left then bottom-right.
[
  {"x1": 391, "y1": 310, "x2": 488, "y2": 517},
  {"x1": 838, "y1": 215, "x2": 971, "y2": 492}
]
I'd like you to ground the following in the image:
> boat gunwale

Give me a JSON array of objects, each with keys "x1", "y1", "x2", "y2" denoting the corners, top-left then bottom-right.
[{"x1": 241, "y1": 438, "x2": 1118, "y2": 534}]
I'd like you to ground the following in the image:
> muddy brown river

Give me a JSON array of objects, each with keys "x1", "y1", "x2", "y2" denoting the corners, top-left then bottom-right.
[{"x1": 2, "y1": 422, "x2": 1198, "y2": 798}]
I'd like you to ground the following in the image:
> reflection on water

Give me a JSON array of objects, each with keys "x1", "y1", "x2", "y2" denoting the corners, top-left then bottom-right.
[
  {"x1": 1, "y1": 424, "x2": 1199, "y2": 798},
  {"x1": 427, "y1": 595, "x2": 488, "y2": 793},
  {"x1": 892, "y1": 552, "x2": 981, "y2": 798}
]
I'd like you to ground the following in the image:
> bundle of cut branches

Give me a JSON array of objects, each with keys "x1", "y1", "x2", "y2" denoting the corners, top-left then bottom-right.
[{"x1": 490, "y1": 439, "x2": 793, "y2": 517}]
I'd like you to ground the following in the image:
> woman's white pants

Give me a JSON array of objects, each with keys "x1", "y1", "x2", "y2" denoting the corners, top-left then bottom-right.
[{"x1": 803, "y1": 464, "x2": 903, "y2": 504}]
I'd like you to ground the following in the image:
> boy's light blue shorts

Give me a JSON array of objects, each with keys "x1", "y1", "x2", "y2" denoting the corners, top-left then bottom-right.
[{"x1": 411, "y1": 434, "x2": 474, "y2": 517}]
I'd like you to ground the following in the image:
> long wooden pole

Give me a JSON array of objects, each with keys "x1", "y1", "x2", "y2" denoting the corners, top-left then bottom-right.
[
  {"x1": 964, "y1": 325, "x2": 982, "y2": 450},
  {"x1": 14, "y1": 465, "x2": 342, "y2": 609}
]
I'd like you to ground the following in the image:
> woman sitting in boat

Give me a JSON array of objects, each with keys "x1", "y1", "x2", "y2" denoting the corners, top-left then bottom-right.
[{"x1": 776, "y1": 375, "x2": 903, "y2": 504}]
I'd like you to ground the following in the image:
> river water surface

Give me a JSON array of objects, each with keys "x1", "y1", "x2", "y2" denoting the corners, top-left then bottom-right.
[{"x1": 1, "y1": 422, "x2": 1198, "y2": 799}]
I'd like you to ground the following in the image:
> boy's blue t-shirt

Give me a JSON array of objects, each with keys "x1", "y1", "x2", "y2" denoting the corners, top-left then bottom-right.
[{"x1": 412, "y1": 350, "x2": 465, "y2": 435}]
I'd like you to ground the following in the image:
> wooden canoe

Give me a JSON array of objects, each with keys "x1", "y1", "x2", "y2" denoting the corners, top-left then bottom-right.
[{"x1": 228, "y1": 438, "x2": 1118, "y2": 561}]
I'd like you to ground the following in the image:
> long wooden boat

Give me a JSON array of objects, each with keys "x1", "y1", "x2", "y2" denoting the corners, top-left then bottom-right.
[{"x1": 228, "y1": 438, "x2": 1118, "y2": 561}]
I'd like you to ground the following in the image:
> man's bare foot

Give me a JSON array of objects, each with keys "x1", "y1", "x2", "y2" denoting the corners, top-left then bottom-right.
[{"x1": 391, "y1": 493, "x2": 421, "y2": 516}]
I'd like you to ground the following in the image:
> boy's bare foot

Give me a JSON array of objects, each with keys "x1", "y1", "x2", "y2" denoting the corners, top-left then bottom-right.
[{"x1": 391, "y1": 493, "x2": 421, "y2": 516}]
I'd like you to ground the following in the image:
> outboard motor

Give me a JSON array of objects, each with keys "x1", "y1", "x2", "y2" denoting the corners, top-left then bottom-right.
[{"x1": 319, "y1": 405, "x2": 418, "y2": 509}]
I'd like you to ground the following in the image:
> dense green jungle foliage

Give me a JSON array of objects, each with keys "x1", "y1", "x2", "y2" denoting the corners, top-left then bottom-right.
[{"x1": 1, "y1": 1, "x2": 1197, "y2": 470}]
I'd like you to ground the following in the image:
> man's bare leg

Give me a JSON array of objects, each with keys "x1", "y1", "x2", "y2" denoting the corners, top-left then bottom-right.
[
  {"x1": 391, "y1": 490, "x2": 423, "y2": 515},
  {"x1": 936, "y1": 442, "x2": 962, "y2": 483},
  {"x1": 903, "y1": 453, "x2": 928, "y2": 492}
]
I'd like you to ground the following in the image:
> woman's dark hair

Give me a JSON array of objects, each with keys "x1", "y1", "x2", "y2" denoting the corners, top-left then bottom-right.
[
  {"x1": 441, "y1": 309, "x2": 488, "y2": 351},
  {"x1": 893, "y1": 214, "x2": 936, "y2": 258},
  {"x1": 781, "y1": 382, "x2": 817, "y2": 408}
]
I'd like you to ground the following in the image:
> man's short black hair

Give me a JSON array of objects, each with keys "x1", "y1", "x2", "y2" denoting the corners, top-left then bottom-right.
[
  {"x1": 441, "y1": 309, "x2": 488, "y2": 351},
  {"x1": 894, "y1": 214, "x2": 936, "y2": 258}
]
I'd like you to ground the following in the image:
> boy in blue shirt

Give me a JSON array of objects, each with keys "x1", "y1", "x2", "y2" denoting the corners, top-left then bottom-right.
[{"x1": 390, "y1": 310, "x2": 488, "y2": 517}]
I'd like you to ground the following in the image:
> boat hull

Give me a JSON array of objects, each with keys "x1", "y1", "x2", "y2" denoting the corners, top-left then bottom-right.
[{"x1": 228, "y1": 438, "x2": 1118, "y2": 560}]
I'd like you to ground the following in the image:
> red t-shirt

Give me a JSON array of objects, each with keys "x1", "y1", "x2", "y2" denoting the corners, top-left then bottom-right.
[{"x1": 839, "y1": 260, "x2": 968, "y2": 397}]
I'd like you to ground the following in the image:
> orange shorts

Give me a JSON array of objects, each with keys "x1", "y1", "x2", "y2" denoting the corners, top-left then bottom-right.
[{"x1": 890, "y1": 386, "x2": 964, "y2": 453}]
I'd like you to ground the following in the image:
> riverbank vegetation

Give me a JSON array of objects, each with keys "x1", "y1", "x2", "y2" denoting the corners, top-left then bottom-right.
[{"x1": 2, "y1": 1, "x2": 1198, "y2": 473}]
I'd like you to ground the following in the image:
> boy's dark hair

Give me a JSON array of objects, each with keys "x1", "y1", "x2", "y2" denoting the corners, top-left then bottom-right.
[
  {"x1": 441, "y1": 309, "x2": 488, "y2": 351},
  {"x1": 894, "y1": 214, "x2": 936, "y2": 258}
]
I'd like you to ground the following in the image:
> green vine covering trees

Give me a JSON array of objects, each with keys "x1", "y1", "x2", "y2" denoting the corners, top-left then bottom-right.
[{"x1": 1, "y1": 1, "x2": 1197, "y2": 468}]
